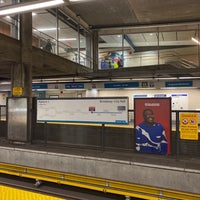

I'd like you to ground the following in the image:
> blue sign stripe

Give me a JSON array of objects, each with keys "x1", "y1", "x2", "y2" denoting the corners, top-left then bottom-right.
[
  {"x1": 32, "y1": 84, "x2": 48, "y2": 89},
  {"x1": 154, "y1": 94, "x2": 167, "y2": 97},
  {"x1": 104, "y1": 82, "x2": 139, "y2": 88},
  {"x1": 171, "y1": 94, "x2": 187, "y2": 96},
  {"x1": 165, "y1": 81, "x2": 192, "y2": 87},
  {"x1": 65, "y1": 83, "x2": 84, "y2": 89}
]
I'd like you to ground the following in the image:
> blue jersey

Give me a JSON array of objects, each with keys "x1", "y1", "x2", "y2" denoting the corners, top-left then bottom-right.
[{"x1": 135, "y1": 122, "x2": 168, "y2": 154}]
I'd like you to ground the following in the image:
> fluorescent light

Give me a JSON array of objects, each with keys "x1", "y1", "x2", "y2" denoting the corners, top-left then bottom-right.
[
  {"x1": 37, "y1": 27, "x2": 58, "y2": 31},
  {"x1": 179, "y1": 77, "x2": 200, "y2": 80},
  {"x1": 70, "y1": 0, "x2": 85, "y2": 2},
  {"x1": 0, "y1": 81, "x2": 10, "y2": 85},
  {"x1": 59, "y1": 38, "x2": 77, "y2": 41},
  {"x1": 0, "y1": 0, "x2": 64, "y2": 16},
  {"x1": 33, "y1": 27, "x2": 61, "y2": 32},
  {"x1": 192, "y1": 37, "x2": 200, "y2": 44},
  {"x1": 155, "y1": 77, "x2": 178, "y2": 80}
]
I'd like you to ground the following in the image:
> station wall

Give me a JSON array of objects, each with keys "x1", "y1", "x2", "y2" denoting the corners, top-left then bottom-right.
[
  {"x1": 45, "y1": 87, "x2": 200, "y2": 110},
  {"x1": 1, "y1": 80, "x2": 200, "y2": 111}
]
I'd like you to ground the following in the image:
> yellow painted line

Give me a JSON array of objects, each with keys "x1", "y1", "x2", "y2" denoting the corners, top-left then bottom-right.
[
  {"x1": 0, "y1": 162, "x2": 199, "y2": 200},
  {"x1": 45, "y1": 121, "x2": 102, "y2": 127},
  {"x1": 0, "y1": 185, "x2": 64, "y2": 200},
  {"x1": 37, "y1": 121, "x2": 133, "y2": 128}
]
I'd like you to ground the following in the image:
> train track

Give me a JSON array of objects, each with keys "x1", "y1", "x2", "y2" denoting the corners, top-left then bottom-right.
[{"x1": 0, "y1": 173, "x2": 127, "y2": 200}]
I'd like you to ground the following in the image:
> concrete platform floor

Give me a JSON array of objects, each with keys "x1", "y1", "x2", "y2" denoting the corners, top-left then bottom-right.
[{"x1": 0, "y1": 137, "x2": 199, "y2": 171}]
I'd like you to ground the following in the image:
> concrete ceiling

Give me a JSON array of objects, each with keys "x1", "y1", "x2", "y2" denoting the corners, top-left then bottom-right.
[
  {"x1": 66, "y1": 0, "x2": 200, "y2": 29},
  {"x1": 0, "y1": 0, "x2": 200, "y2": 82},
  {"x1": 64, "y1": 0, "x2": 200, "y2": 80}
]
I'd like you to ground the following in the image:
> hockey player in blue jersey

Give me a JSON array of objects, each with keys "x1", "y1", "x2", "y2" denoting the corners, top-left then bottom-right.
[{"x1": 135, "y1": 108, "x2": 168, "y2": 154}]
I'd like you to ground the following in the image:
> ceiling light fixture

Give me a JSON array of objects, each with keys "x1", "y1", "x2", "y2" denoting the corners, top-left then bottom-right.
[
  {"x1": 191, "y1": 37, "x2": 200, "y2": 44},
  {"x1": 155, "y1": 77, "x2": 178, "y2": 80},
  {"x1": 37, "y1": 27, "x2": 58, "y2": 31},
  {"x1": 69, "y1": 0, "x2": 86, "y2": 2},
  {"x1": 179, "y1": 76, "x2": 200, "y2": 80},
  {"x1": 59, "y1": 38, "x2": 77, "y2": 41},
  {"x1": 0, "y1": 0, "x2": 64, "y2": 16}
]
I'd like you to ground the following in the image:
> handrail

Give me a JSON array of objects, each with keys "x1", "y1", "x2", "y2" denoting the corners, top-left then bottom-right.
[
  {"x1": 0, "y1": 15, "x2": 93, "y2": 68},
  {"x1": 32, "y1": 27, "x2": 93, "y2": 68}
]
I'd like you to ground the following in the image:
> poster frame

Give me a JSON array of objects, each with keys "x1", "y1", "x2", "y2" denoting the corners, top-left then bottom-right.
[{"x1": 134, "y1": 97, "x2": 171, "y2": 155}]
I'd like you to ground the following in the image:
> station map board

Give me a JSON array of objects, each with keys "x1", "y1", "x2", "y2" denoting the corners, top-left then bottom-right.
[{"x1": 37, "y1": 97, "x2": 128, "y2": 124}]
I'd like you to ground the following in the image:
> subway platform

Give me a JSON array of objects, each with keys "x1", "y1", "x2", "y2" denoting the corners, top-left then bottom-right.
[{"x1": 0, "y1": 137, "x2": 199, "y2": 199}]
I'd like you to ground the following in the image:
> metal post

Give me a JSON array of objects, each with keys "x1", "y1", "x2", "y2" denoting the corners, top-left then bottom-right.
[
  {"x1": 101, "y1": 124, "x2": 105, "y2": 151},
  {"x1": 56, "y1": 8, "x2": 59, "y2": 55},
  {"x1": 176, "y1": 111, "x2": 180, "y2": 160},
  {"x1": 157, "y1": 28, "x2": 160, "y2": 65},
  {"x1": 197, "y1": 24, "x2": 200, "y2": 66},
  {"x1": 44, "y1": 122, "x2": 48, "y2": 145},
  {"x1": 77, "y1": 15, "x2": 80, "y2": 64},
  {"x1": 122, "y1": 33, "x2": 124, "y2": 67}
]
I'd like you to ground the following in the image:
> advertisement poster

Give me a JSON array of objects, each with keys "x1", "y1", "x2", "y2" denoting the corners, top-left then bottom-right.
[
  {"x1": 180, "y1": 113, "x2": 198, "y2": 140},
  {"x1": 100, "y1": 52, "x2": 123, "y2": 69},
  {"x1": 134, "y1": 98, "x2": 171, "y2": 155}
]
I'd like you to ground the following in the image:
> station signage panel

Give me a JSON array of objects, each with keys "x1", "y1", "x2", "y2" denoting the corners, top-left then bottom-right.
[
  {"x1": 180, "y1": 113, "x2": 199, "y2": 140},
  {"x1": 37, "y1": 97, "x2": 129, "y2": 125},
  {"x1": 65, "y1": 83, "x2": 84, "y2": 89},
  {"x1": 32, "y1": 84, "x2": 48, "y2": 89},
  {"x1": 165, "y1": 81, "x2": 192, "y2": 87},
  {"x1": 104, "y1": 82, "x2": 139, "y2": 88}
]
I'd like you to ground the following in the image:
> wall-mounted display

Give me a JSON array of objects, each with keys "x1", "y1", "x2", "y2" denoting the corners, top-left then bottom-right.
[
  {"x1": 37, "y1": 97, "x2": 129, "y2": 125},
  {"x1": 134, "y1": 98, "x2": 171, "y2": 155}
]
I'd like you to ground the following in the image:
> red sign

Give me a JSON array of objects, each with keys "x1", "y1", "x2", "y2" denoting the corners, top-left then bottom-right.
[{"x1": 134, "y1": 98, "x2": 171, "y2": 155}]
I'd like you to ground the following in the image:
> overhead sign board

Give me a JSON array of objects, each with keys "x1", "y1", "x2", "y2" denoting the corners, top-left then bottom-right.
[
  {"x1": 165, "y1": 81, "x2": 192, "y2": 87},
  {"x1": 104, "y1": 82, "x2": 139, "y2": 88}
]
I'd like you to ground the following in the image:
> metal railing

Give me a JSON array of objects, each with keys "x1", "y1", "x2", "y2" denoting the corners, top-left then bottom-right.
[{"x1": 32, "y1": 27, "x2": 93, "y2": 69}]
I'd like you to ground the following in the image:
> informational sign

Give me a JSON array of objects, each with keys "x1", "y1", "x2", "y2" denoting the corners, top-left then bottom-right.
[
  {"x1": 134, "y1": 98, "x2": 171, "y2": 155},
  {"x1": 154, "y1": 94, "x2": 167, "y2": 98},
  {"x1": 141, "y1": 81, "x2": 155, "y2": 88},
  {"x1": 12, "y1": 87, "x2": 22, "y2": 96},
  {"x1": 32, "y1": 84, "x2": 48, "y2": 89},
  {"x1": 180, "y1": 113, "x2": 198, "y2": 140},
  {"x1": 171, "y1": 93, "x2": 188, "y2": 110},
  {"x1": 133, "y1": 94, "x2": 147, "y2": 98},
  {"x1": 104, "y1": 82, "x2": 139, "y2": 88},
  {"x1": 165, "y1": 81, "x2": 192, "y2": 87},
  {"x1": 37, "y1": 97, "x2": 128, "y2": 124},
  {"x1": 65, "y1": 83, "x2": 84, "y2": 89}
]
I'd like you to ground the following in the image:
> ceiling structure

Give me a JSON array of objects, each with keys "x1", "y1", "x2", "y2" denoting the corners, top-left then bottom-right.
[
  {"x1": 67, "y1": 0, "x2": 200, "y2": 29},
  {"x1": 0, "y1": 0, "x2": 200, "y2": 82},
  {"x1": 64, "y1": 0, "x2": 200, "y2": 81}
]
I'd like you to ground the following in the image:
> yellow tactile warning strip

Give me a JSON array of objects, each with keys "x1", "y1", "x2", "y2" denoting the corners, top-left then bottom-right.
[
  {"x1": 0, "y1": 185, "x2": 65, "y2": 200},
  {"x1": 0, "y1": 162, "x2": 200, "y2": 200}
]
